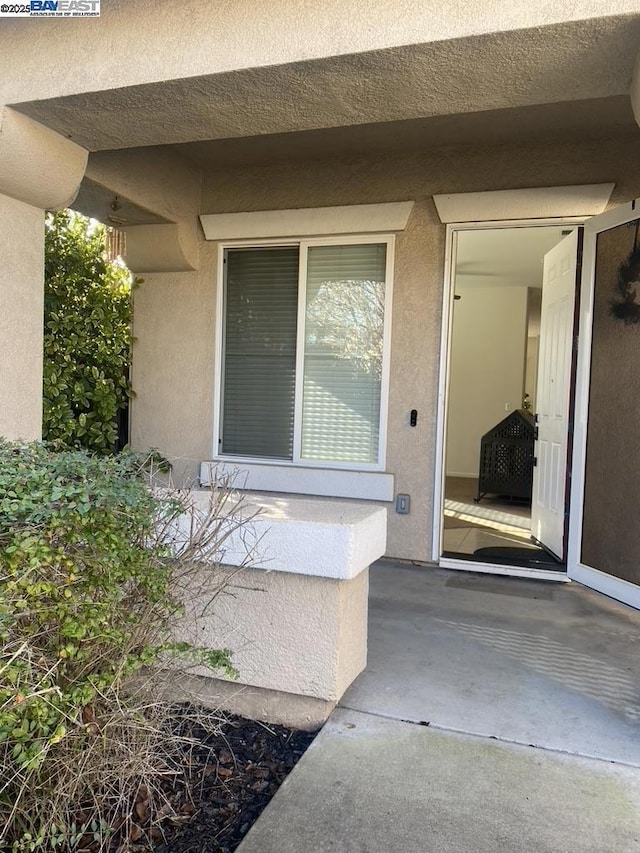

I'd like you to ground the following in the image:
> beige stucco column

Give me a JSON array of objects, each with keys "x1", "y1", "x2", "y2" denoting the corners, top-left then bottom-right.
[
  {"x1": 0, "y1": 108, "x2": 87, "y2": 440},
  {"x1": 0, "y1": 194, "x2": 46, "y2": 440}
]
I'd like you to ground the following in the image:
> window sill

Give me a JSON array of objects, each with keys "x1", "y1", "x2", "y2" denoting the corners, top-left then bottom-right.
[{"x1": 200, "y1": 460, "x2": 394, "y2": 502}]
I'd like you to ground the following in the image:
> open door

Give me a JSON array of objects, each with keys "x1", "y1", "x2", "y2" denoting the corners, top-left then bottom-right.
[
  {"x1": 531, "y1": 230, "x2": 580, "y2": 559},
  {"x1": 568, "y1": 200, "x2": 640, "y2": 609}
]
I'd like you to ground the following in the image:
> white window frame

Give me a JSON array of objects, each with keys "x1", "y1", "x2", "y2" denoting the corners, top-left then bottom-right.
[{"x1": 212, "y1": 233, "x2": 395, "y2": 474}]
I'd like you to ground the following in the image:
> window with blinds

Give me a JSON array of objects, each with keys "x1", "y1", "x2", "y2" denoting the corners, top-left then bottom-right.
[
  {"x1": 220, "y1": 239, "x2": 390, "y2": 467},
  {"x1": 301, "y1": 244, "x2": 386, "y2": 464},
  {"x1": 221, "y1": 247, "x2": 299, "y2": 458}
]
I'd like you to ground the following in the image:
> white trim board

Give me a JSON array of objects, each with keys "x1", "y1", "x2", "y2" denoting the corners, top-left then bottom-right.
[
  {"x1": 570, "y1": 565, "x2": 640, "y2": 611},
  {"x1": 200, "y1": 202, "x2": 414, "y2": 241},
  {"x1": 200, "y1": 461, "x2": 395, "y2": 502},
  {"x1": 433, "y1": 184, "x2": 614, "y2": 224},
  {"x1": 440, "y1": 557, "x2": 568, "y2": 583}
]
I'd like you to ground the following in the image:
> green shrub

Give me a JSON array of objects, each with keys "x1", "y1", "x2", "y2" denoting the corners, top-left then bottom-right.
[
  {"x1": 0, "y1": 442, "x2": 237, "y2": 851},
  {"x1": 43, "y1": 212, "x2": 134, "y2": 454}
]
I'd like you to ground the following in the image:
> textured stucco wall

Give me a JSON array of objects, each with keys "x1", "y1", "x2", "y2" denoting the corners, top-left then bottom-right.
[
  {"x1": 447, "y1": 286, "x2": 529, "y2": 477},
  {"x1": 86, "y1": 148, "x2": 201, "y2": 227},
  {"x1": 130, "y1": 242, "x2": 216, "y2": 475},
  {"x1": 0, "y1": 108, "x2": 87, "y2": 210},
  {"x1": 183, "y1": 490, "x2": 387, "y2": 579},
  {"x1": 11, "y1": 20, "x2": 640, "y2": 154},
  {"x1": 130, "y1": 132, "x2": 640, "y2": 562},
  {"x1": 1, "y1": 1, "x2": 638, "y2": 107},
  {"x1": 84, "y1": 148, "x2": 202, "y2": 270},
  {"x1": 179, "y1": 566, "x2": 369, "y2": 703},
  {"x1": 0, "y1": 111, "x2": 86, "y2": 446},
  {"x1": 0, "y1": 194, "x2": 44, "y2": 441}
]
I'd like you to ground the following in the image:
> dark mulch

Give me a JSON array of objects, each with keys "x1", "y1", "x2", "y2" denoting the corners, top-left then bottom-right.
[{"x1": 152, "y1": 711, "x2": 317, "y2": 853}]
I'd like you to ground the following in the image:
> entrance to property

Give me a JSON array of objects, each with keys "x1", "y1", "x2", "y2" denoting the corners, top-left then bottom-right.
[
  {"x1": 438, "y1": 223, "x2": 579, "y2": 575},
  {"x1": 435, "y1": 201, "x2": 640, "y2": 611}
]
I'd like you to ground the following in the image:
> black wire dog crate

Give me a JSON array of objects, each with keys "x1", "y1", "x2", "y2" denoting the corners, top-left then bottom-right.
[{"x1": 475, "y1": 409, "x2": 535, "y2": 503}]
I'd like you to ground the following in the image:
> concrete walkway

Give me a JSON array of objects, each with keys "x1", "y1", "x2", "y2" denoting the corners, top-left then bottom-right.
[{"x1": 238, "y1": 561, "x2": 640, "y2": 852}]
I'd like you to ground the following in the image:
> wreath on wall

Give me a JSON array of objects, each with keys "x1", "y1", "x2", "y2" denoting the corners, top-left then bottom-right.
[{"x1": 611, "y1": 220, "x2": 640, "y2": 324}]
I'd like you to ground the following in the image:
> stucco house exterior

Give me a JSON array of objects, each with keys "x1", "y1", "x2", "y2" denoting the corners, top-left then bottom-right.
[{"x1": 2, "y1": 0, "x2": 640, "y2": 724}]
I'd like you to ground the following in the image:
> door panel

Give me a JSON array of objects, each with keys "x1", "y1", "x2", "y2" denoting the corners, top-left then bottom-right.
[
  {"x1": 531, "y1": 230, "x2": 579, "y2": 558},
  {"x1": 568, "y1": 201, "x2": 640, "y2": 609}
]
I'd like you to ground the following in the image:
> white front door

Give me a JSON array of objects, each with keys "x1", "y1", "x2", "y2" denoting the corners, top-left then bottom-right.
[
  {"x1": 531, "y1": 230, "x2": 579, "y2": 559},
  {"x1": 568, "y1": 200, "x2": 640, "y2": 609}
]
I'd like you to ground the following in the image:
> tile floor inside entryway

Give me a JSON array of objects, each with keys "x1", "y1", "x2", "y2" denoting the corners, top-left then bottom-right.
[
  {"x1": 442, "y1": 475, "x2": 537, "y2": 556},
  {"x1": 443, "y1": 525, "x2": 536, "y2": 553}
]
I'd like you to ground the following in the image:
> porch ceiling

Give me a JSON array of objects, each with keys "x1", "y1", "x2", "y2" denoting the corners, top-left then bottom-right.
[
  {"x1": 72, "y1": 178, "x2": 171, "y2": 226},
  {"x1": 11, "y1": 16, "x2": 640, "y2": 153},
  {"x1": 174, "y1": 96, "x2": 638, "y2": 169}
]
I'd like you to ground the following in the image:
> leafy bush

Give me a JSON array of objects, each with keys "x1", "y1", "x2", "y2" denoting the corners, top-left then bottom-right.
[
  {"x1": 0, "y1": 442, "x2": 243, "y2": 851},
  {"x1": 43, "y1": 212, "x2": 134, "y2": 454}
]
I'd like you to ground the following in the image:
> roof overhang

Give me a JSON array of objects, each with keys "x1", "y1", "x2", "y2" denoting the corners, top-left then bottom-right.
[{"x1": 9, "y1": 17, "x2": 640, "y2": 153}]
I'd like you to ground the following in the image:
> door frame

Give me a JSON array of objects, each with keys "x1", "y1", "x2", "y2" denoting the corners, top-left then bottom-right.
[
  {"x1": 567, "y1": 200, "x2": 640, "y2": 608},
  {"x1": 433, "y1": 216, "x2": 585, "y2": 580}
]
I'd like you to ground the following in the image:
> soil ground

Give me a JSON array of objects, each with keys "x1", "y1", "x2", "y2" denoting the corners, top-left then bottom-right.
[{"x1": 152, "y1": 712, "x2": 317, "y2": 853}]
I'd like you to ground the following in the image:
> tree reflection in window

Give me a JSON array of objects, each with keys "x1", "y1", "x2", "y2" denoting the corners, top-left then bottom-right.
[{"x1": 302, "y1": 243, "x2": 387, "y2": 464}]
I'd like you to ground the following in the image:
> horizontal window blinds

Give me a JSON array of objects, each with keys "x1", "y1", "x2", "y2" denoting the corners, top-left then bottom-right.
[
  {"x1": 222, "y1": 247, "x2": 299, "y2": 459},
  {"x1": 301, "y1": 243, "x2": 386, "y2": 464}
]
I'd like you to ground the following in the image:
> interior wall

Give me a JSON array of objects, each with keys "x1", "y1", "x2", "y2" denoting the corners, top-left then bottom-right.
[
  {"x1": 446, "y1": 285, "x2": 528, "y2": 477},
  {"x1": 525, "y1": 287, "x2": 542, "y2": 412},
  {"x1": 131, "y1": 131, "x2": 640, "y2": 563},
  {"x1": 581, "y1": 221, "x2": 640, "y2": 585},
  {"x1": 525, "y1": 336, "x2": 539, "y2": 413}
]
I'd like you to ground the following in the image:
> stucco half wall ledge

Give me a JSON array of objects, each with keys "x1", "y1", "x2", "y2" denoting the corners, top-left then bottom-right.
[
  {"x1": 0, "y1": 107, "x2": 87, "y2": 210},
  {"x1": 123, "y1": 222, "x2": 198, "y2": 272},
  {"x1": 199, "y1": 201, "x2": 414, "y2": 241},
  {"x1": 433, "y1": 184, "x2": 615, "y2": 223},
  {"x1": 168, "y1": 491, "x2": 384, "y2": 726},
  {"x1": 186, "y1": 489, "x2": 387, "y2": 580}
]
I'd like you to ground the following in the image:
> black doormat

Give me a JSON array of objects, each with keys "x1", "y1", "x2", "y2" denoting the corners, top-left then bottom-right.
[{"x1": 473, "y1": 546, "x2": 564, "y2": 569}]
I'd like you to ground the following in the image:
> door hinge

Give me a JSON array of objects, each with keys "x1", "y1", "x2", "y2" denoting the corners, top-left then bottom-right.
[{"x1": 532, "y1": 457, "x2": 538, "y2": 467}]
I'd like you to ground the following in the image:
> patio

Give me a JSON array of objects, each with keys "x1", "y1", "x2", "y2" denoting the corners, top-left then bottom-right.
[
  {"x1": 342, "y1": 560, "x2": 640, "y2": 764},
  {"x1": 237, "y1": 561, "x2": 640, "y2": 852}
]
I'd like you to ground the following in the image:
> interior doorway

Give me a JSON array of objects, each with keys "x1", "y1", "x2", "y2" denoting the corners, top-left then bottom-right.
[{"x1": 438, "y1": 222, "x2": 581, "y2": 573}]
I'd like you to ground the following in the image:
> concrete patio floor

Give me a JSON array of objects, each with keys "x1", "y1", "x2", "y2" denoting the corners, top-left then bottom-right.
[
  {"x1": 238, "y1": 561, "x2": 640, "y2": 852},
  {"x1": 343, "y1": 561, "x2": 640, "y2": 764}
]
